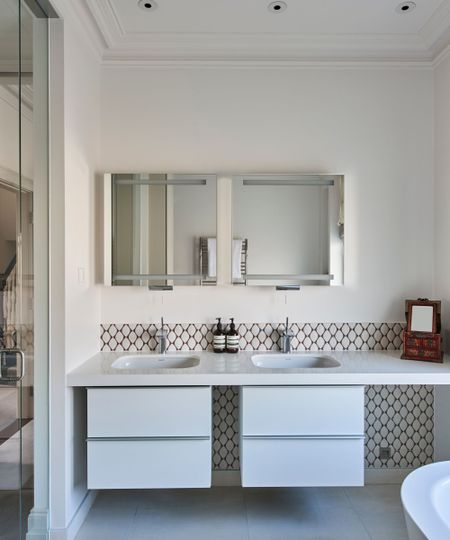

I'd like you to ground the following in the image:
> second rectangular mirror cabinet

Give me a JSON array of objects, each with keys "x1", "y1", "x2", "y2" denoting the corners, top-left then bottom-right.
[{"x1": 232, "y1": 174, "x2": 344, "y2": 288}]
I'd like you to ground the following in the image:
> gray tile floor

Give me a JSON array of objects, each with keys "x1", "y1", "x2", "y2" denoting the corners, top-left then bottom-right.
[{"x1": 75, "y1": 485, "x2": 408, "y2": 540}]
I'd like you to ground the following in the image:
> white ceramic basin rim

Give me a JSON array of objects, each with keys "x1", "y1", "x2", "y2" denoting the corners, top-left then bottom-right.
[
  {"x1": 112, "y1": 354, "x2": 200, "y2": 370},
  {"x1": 251, "y1": 354, "x2": 340, "y2": 369}
]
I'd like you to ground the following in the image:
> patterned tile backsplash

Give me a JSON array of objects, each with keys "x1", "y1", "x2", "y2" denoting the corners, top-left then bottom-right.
[
  {"x1": 100, "y1": 322, "x2": 404, "y2": 352},
  {"x1": 100, "y1": 321, "x2": 433, "y2": 471}
]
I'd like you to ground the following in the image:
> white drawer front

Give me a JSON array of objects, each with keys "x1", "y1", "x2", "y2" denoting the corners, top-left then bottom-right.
[
  {"x1": 88, "y1": 387, "x2": 211, "y2": 438},
  {"x1": 241, "y1": 386, "x2": 364, "y2": 436},
  {"x1": 88, "y1": 439, "x2": 212, "y2": 489},
  {"x1": 241, "y1": 437, "x2": 364, "y2": 487}
]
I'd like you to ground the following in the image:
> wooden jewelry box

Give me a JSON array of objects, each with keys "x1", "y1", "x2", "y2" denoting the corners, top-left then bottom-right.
[{"x1": 401, "y1": 299, "x2": 443, "y2": 363}]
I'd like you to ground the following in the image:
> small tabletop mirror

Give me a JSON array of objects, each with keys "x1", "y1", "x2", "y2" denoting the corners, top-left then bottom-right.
[
  {"x1": 410, "y1": 306, "x2": 434, "y2": 333},
  {"x1": 406, "y1": 299, "x2": 440, "y2": 334}
]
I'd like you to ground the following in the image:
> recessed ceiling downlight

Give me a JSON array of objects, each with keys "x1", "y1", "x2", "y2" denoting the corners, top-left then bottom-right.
[
  {"x1": 138, "y1": 0, "x2": 158, "y2": 11},
  {"x1": 268, "y1": 1, "x2": 287, "y2": 13},
  {"x1": 396, "y1": 2, "x2": 416, "y2": 14}
]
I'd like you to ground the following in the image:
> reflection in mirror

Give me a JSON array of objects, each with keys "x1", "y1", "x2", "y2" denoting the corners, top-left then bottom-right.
[
  {"x1": 0, "y1": 1, "x2": 40, "y2": 536},
  {"x1": 110, "y1": 174, "x2": 217, "y2": 286},
  {"x1": 410, "y1": 306, "x2": 434, "y2": 333},
  {"x1": 232, "y1": 175, "x2": 344, "y2": 286}
]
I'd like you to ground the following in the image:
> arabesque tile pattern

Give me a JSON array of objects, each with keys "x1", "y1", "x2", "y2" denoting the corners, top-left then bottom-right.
[{"x1": 100, "y1": 322, "x2": 433, "y2": 471}]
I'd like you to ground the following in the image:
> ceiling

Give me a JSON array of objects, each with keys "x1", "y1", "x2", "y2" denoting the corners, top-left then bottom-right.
[{"x1": 74, "y1": 0, "x2": 450, "y2": 63}]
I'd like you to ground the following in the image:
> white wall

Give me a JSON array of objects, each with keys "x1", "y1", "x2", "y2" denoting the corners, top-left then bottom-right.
[
  {"x1": 433, "y1": 51, "x2": 450, "y2": 462},
  {"x1": 100, "y1": 66, "x2": 434, "y2": 324},
  {"x1": 63, "y1": 21, "x2": 100, "y2": 528},
  {"x1": 49, "y1": 2, "x2": 101, "y2": 533},
  {"x1": 435, "y1": 51, "x2": 450, "y2": 332}
]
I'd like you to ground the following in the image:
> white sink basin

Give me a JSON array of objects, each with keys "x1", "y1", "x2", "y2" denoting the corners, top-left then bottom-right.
[
  {"x1": 251, "y1": 354, "x2": 340, "y2": 369},
  {"x1": 111, "y1": 354, "x2": 200, "y2": 370}
]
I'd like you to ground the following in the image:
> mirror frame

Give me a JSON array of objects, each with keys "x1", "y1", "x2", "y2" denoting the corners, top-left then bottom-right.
[
  {"x1": 103, "y1": 173, "x2": 217, "y2": 288},
  {"x1": 231, "y1": 174, "x2": 344, "y2": 288}
]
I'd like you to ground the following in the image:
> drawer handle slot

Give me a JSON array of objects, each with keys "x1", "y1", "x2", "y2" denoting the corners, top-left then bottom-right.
[
  {"x1": 87, "y1": 436, "x2": 211, "y2": 442},
  {"x1": 243, "y1": 435, "x2": 365, "y2": 441}
]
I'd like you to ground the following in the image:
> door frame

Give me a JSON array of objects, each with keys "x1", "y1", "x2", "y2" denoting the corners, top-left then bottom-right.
[{"x1": 23, "y1": 6, "x2": 53, "y2": 540}]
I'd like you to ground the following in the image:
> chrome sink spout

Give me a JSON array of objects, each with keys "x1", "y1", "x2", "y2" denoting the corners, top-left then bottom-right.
[
  {"x1": 157, "y1": 317, "x2": 168, "y2": 354},
  {"x1": 281, "y1": 317, "x2": 294, "y2": 354}
]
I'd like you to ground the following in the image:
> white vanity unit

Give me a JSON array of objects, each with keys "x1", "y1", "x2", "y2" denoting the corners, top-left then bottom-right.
[
  {"x1": 69, "y1": 350, "x2": 450, "y2": 492},
  {"x1": 87, "y1": 387, "x2": 212, "y2": 489},
  {"x1": 85, "y1": 383, "x2": 365, "y2": 490},
  {"x1": 240, "y1": 386, "x2": 365, "y2": 487}
]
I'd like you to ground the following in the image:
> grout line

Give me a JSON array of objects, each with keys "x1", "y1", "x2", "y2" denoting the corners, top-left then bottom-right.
[
  {"x1": 242, "y1": 488, "x2": 252, "y2": 540},
  {"x1": 343, "y1": 487, "x2": 374, "y2": 539},
  {"x1": 121, "y1": 493, "x2": 139, "y2": 540}
]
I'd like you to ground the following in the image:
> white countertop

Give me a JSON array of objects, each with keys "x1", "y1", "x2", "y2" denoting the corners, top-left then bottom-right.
[{"x1": 67, "y1": 350, "x2": 450, "y2": 386}]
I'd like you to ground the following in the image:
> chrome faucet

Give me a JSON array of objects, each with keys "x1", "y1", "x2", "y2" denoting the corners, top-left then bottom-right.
[
  {"x1": 281, "y1": 317, "x2": 294, "y2": 354},
  {"x1": 157, "y1": 317, "x2": 168, "y2": 354}
]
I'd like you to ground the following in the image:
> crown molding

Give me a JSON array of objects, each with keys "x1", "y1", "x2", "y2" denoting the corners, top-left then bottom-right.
[
  {"x1": 21, "y1": 85, "x2": 34, "y2": 109},
  {"x1": 99, "y1": 33, "x2": 435, "y2": 65},
  {"x1": 0, "y1": 85, "x2": 21, "y2": 110},
  {"x1": 77, "y1": 0, "x2": 450, "y2": 67},
  {"x1": 100, "y1": 57, "x2": 434, "y2": 70},
  {"x1": 51, "y1": 0, "x2": 107, "y2": 62},
  {"x1": 84, "y1": 0, "x2": 121, "y2": 48},
  {"x1": 432, "y1": 43, "x2": 450, "y2": 68},
  {"x1": 419, "y1": 1, "x2": 450, "y2": 53},
  {"x1": 0, "y1": 86, "x2": 33, "y2": 122}
]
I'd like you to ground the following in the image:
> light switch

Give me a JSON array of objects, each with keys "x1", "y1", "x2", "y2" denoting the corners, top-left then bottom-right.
[{"x1": 77, "y1": 267, "x2": 86, "y2": 284}]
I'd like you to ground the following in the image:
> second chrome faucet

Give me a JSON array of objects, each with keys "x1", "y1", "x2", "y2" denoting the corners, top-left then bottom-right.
[
  {"x1": 157, "y1": 317, "x2": 168, "y2": 354},
  {"x1": 281, "y1": 317, "x2": 294, "y2": 354}
]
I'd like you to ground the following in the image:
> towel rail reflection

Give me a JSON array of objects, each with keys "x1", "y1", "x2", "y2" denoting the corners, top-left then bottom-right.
[
  {"x1": 245, "y1": 274, "x2": 334, "y2": 281},
  {"x1": 113, "y1": 179, "x2": 207, "y2": 186},
  {"x1": 241, "y1": 175, "x2": 336, "y2": 186},
  {"x1": 113, "y1": 274, "x2": 207, "y2": 281}
]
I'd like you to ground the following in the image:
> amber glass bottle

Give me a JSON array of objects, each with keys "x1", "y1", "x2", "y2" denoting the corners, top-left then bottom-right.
[
  {"x1": 226, "y1": 318, "x2": 239, "y2": 353},
  {"x1": 213, "y1": 318, "x2": 225, "y2": 353}
]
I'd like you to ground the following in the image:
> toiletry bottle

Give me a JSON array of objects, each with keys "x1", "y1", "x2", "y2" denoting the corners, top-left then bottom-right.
[
  {"x1": 226, "y1": 318, "x2": 239, "y2": 354},
  {"x1": 213, "y1": 318, "x2": 225, "y2": 353}
]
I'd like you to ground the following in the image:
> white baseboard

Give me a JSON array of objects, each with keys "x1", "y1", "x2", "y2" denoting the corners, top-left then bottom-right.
[
  {"x1": 212, "y1": 468, "x2": 412, "y2": 487},
  {"x1": 364, "y1": 468, "x2": 413, "y2": 484},
  {"x1": 49, "y1": 491, "x2": 97, "y2": 540},
  {"x1": 26, "y1": 508, "x2": 49, "y2": 540},
  {"x1": 212, "y1": 470, "x2": 241, "y2": 486}
]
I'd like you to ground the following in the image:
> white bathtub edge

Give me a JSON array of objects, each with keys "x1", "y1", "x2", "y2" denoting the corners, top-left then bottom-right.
[{"x1": 401, "y1": 461, "x2": 450, "y2": 540}]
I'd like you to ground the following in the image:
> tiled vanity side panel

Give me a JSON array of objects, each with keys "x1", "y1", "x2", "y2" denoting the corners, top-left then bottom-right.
[
  {"x1": 365, "y1": 385, "x2": 434, "y2": 468},
  {"x1": 212, "y1": 387, "x2": 240, "y2": 470},
  {"x1": 100, "y1": 322, "x2": 434, "y2": 470}
]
